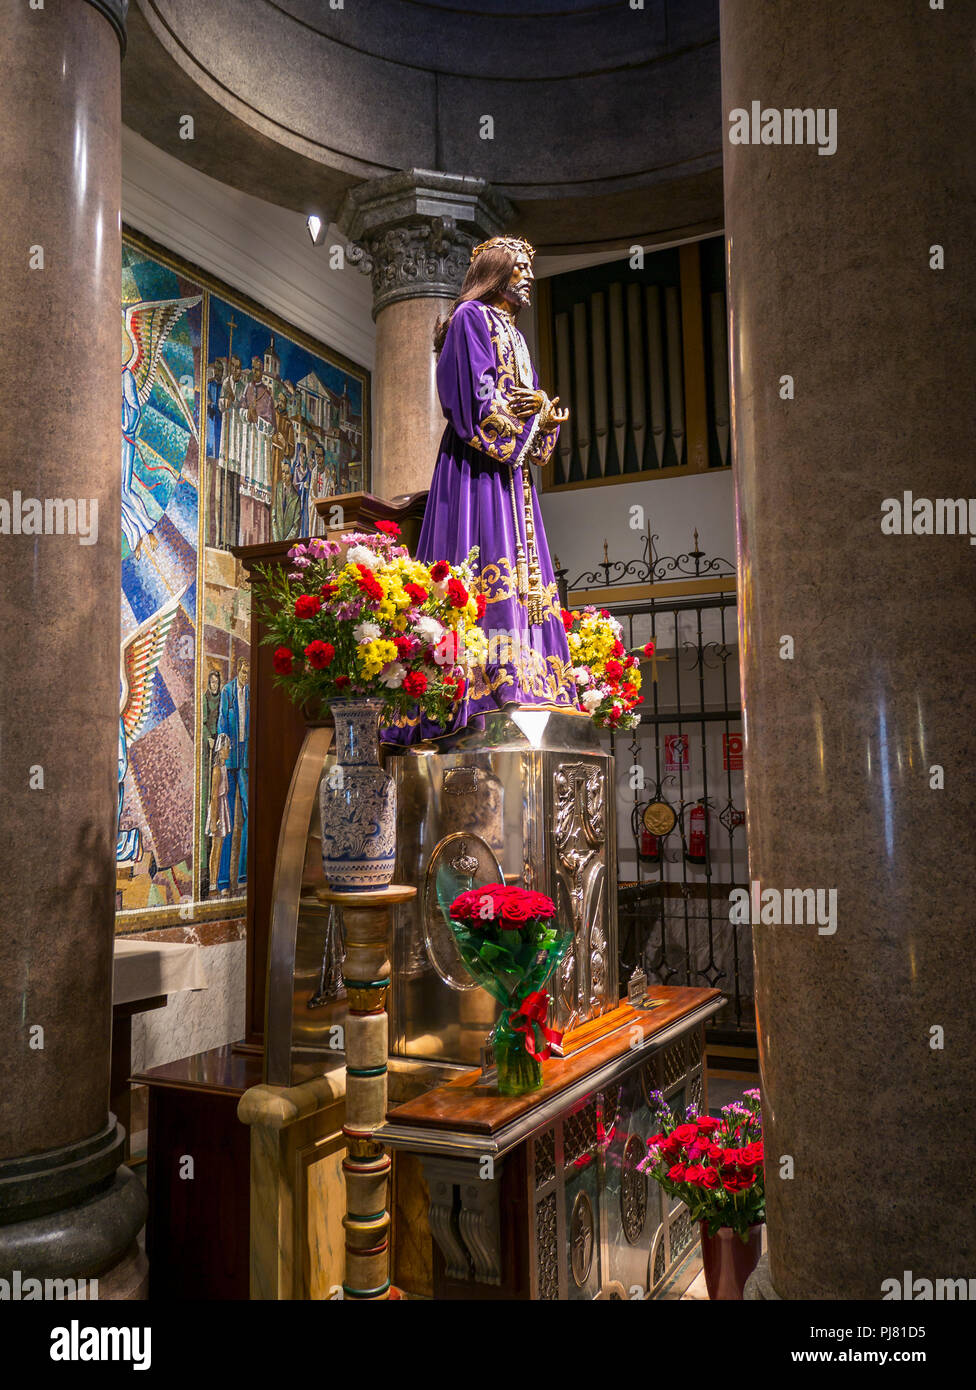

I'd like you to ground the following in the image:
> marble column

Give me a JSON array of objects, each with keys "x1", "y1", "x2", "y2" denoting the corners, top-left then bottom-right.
[
  {"x1": 721, "y1": 3, "x2": 975, "y2": 1297},
  {"x1": 0, "y1": 0, "x2": 147, "y2": 1293},
  {"x1": 338, "y1": 170, "x2": 512, "y2": 500}
]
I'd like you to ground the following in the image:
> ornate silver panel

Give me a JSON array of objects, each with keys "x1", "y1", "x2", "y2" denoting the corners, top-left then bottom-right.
[
  {"x1": 621, "y1": 1134, "x2": 648, "y2": 1245},
  {"x1": 422, "y1": 831, "x2": 504, "y2": 990},
  {"x1": 533, "y1": 1129, "x2": 556, "y2": 1190},
  {"x1": 553, "y1": 761, "x2": 613, "y2": 1030},
  {"x1": 570, "y1": 1191, "x2": 595, "y2": 1286},
  {"x1": 564, "y1": 1099, "x2": 597, "y2": 1167},
  {"x1": 536, "y1": 1192, "x2": 559, "y2": 1300},
  {"x1": 389, "y1": 709, "x2": 617, "y2": 1065}
]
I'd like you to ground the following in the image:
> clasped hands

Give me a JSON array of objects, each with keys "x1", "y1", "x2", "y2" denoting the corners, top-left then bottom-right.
[{"x1": 509, "y1": 387, "x2": 570, "y2": 431}]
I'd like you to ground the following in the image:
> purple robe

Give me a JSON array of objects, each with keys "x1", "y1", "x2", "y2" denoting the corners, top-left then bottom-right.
[{"x1": 384, "y1": 298, "x2": 576, "y2": 743}]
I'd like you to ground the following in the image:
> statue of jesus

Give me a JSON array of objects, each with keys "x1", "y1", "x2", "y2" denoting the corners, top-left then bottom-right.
[{"x1": 385, "y1": 235, "x2": 577, "y2": 742}]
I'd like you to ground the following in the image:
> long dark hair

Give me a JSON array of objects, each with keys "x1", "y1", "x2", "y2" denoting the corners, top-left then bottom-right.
[{"x1": 433, "y1": 243, "x2": 518, "y2": 354}]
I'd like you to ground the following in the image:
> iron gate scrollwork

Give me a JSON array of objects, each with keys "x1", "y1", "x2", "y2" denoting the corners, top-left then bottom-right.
[{"x1": 561, "y1": 530, "x2": 753, "y2": 1033}]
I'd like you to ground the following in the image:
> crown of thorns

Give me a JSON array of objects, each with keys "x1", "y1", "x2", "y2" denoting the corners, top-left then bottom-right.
[{"x1": 470, "y1": 236, "x2": 535, "y2": 264}]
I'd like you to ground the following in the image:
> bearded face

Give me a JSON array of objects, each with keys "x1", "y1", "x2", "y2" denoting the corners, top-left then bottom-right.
[{"x1": 503, "y1": 254, "x2": 534, "y2": 311}]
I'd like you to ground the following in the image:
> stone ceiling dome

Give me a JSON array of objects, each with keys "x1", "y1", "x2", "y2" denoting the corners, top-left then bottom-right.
[{"x1": 124, "y1": 0, "x2": 723, "y2": 251}]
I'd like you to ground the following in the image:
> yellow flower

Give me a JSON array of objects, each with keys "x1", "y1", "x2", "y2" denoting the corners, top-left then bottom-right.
[{"x1": 357, "y1": 638, "x2": 397, "y2": 677}]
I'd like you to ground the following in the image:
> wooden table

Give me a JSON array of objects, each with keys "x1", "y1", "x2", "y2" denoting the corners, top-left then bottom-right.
[{"x1": 379, "y1": 987, "x2": 723, "y2": 1300}]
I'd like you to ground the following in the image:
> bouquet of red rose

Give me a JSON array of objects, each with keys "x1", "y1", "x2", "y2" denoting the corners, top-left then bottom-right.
[
  {"x1": 448, "y1": 885, "x2": 571, "y2": 1097},
  {"x1": 639, "y1": 1087, "x2": 765, "y2": 1238}
]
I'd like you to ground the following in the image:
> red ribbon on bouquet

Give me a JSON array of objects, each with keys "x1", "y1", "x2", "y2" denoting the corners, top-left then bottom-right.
[{"x1": 512, "y1": 991, "x2": 564, "y2": 1061}]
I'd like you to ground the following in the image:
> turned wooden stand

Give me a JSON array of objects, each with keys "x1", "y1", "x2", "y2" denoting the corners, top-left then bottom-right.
[{"x1": 317, "y1": 884, "x2": 416, "y2": 1300}]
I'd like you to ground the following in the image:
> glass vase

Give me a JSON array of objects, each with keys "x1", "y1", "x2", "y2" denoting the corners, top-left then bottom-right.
[
  {"x1": 492, "y1": 1008, "x2": 544, "y2": 1097},
  {"x1": 447, "y1": 915, "x2": 570, "y2": 1097}
]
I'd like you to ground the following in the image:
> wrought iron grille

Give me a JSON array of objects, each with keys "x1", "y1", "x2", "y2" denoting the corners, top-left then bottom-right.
[{"x1": 561, "y1": 533, "x2": 753, "y2": 1033}]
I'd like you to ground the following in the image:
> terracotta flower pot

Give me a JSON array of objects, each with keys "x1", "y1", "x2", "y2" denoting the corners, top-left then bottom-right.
[{"x1": 699, "y1": 1222, "x2": 763, "y2": 1300}]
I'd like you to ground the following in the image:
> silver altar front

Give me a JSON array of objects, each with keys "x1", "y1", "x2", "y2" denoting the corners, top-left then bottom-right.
[{"x1": 388, "y1": 706, "x2": 619, "y2": 1066}]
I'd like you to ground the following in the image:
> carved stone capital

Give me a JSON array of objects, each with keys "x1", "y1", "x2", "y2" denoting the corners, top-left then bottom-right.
[{"x1": 337, "y1": 169, "x2": 514, "y2": 318}]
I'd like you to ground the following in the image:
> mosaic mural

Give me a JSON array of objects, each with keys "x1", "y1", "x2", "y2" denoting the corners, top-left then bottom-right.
[{"x1": 117, "y1": 230, "x2": 369, "y2": 928}]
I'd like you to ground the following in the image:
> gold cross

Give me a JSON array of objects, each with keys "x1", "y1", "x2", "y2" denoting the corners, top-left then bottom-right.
[{"x1": 642, "y1": 645, "x2": 670, "y2": 683}]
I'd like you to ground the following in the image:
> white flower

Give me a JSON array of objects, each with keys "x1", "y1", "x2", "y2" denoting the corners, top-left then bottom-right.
[
  {"x1": 581, "y1": 689, "x2": 603, "y2": 713},
  {"x1": 346, "y1": 544, "x2": 382, "y2": 570},
  {"x1": 412, "y1": 615, "x2": 444, "y2": 645},
  {"x1": 380, "y1": 662, "x2": 406, "y2": 689},
  {"x1": 353, "y1": 620, "x2": 381, "y2": 644},
  {"x1": 573, "y1": 666, "x2": 591, "y2": 687}
]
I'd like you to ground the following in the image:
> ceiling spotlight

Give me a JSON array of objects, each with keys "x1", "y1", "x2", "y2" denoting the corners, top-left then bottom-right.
[{"x1": 307, "y1": 215, "x2": 327, "y2": 246}]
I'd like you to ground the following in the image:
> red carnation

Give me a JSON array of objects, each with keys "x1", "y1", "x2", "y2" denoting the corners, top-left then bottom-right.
[
  {"x1": 605, "y1": 658, "x2": 623, "y2": 680},
  {"x1": 612, "y1": 639, "x2": 624, "y2": 657},
  {"x1": 273, "y1": 646, "x2": 294, "y2": 674},
  {"x1": 335, "y1": 675, "x2": 350, "y2": 689},
  {"x1": 434, "y1": 632, "x2": 460, "y2": 666},
  {"x1": 404, "y1": 582, "x2": 428, "y2": 605},
  {"x1": 452, "y1": 676, "x2": 466, "y2": 702},
  {"x1": 643, "y1": 640, "x2": 655, "y2": 657},
  {"x1": 304, "y1": 640, "x2": 335, "y2": 670},
  {"x1": 447, "y1": 577, "x2": 469, "y2": 609},
  {"x1": 375, "y1": 520, "x2": 400, "y2": 537},
  {"x1": 430, "y1": 560, "x2": 450, "y2": 582},
  {"x1": 600, "y1": 609, "x2": 610, "y2": 618},
  {"x1": 394, "y1": 634, "x2": 416, "y2": 659},
  {"x1": 354, "y1": 564, "x2": 383, "y2": 601},
  {"x1": 403, "y1": 670, "x2": 428, "y2": 698},
  {"x1": 475, "y1": 594, "x2": 487, "y2": 619},
  {"x1": 561, "y1": 609, "x2": 574, "y2": 633},
  {"x1": 320, "y1": 581, "x2": 339, "y2": 599},
  {"x1": 295, "y1": 594, "x2": 321, "y2": 619}
]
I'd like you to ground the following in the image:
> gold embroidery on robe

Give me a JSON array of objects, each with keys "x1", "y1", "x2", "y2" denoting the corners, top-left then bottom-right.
[
  {"x1": 467, "y1": 305, "x2": 533, "y2": 464},
  {"x1": 472, "y1": 557, "x2": 560, "y2": 619}
]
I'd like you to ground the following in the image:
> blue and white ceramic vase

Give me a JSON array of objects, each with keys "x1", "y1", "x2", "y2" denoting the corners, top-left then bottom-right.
[{"x1": 320, "y1": 699, "x2": 396, "y2": 892}]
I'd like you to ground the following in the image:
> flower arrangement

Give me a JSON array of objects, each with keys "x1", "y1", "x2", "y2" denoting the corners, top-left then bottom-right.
[
  {"x1": 639, "y1": 1087, "x2": 765, "y2": 1239},
  {"x1": 562, "y1": 606, "x2": 644, "y2": 730},
  {"x1": 447, "y1": 885, "x2": 570, "y2": 1096},
  {"x1": 252, "y1": 523, "x2": 488, "y2": 722}
]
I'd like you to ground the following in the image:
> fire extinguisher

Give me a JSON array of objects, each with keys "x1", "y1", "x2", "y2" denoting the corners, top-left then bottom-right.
[
  {"x1": 686, "y1": 801, "x2": 708, "y2": 865},
  {"x1": 640, "y1": 826, "x2": 661, "y2": 863},
  {"x1": 632, "y1": 803, "x2": 660, "y2": 862}
]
